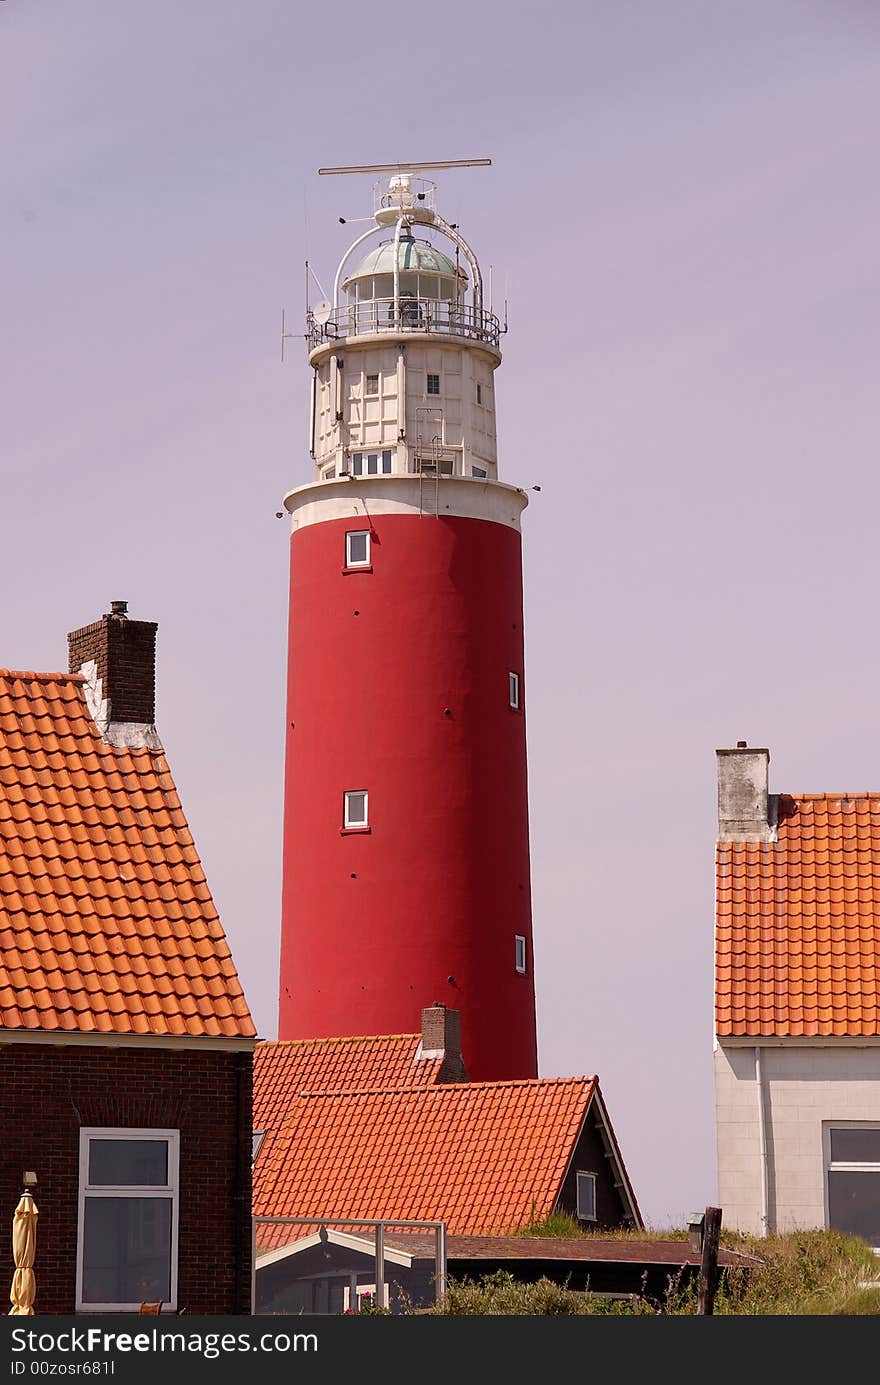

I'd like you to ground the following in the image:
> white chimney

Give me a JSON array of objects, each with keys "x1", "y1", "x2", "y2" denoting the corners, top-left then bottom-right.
[{"x1": 716, "y1": 742, "x2": 774, "y2": 842}]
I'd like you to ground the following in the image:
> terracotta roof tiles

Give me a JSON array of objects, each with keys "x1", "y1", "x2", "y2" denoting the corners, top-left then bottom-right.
[
  {"x1": 716, "y1": 793, "x2": 880, "y2": 1037},
  {"x1": 0, "y1": 670, "x2": 255, "y2": 1040},
  {"x1": 254, "y1": 1076, "x2": 597, "y2": 1244}
]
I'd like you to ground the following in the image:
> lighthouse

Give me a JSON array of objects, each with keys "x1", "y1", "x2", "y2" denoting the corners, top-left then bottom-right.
[{"x1": 278, "y1": 160, "x2": 538, "y2": 1081}]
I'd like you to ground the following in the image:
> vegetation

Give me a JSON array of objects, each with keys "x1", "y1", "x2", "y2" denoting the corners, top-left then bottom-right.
[{"x1": 422, "y1": 1230, "x2": 880, "y2": 1316}]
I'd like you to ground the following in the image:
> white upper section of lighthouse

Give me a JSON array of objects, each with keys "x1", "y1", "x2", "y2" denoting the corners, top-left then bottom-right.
[{"x1": 303, "y1": 166, "x2": 504, "y2": 487}]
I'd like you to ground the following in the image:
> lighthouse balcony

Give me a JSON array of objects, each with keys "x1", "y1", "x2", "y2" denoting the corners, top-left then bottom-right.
[{"x1": 307, "y1": 298, "x2": 501, "y2": 351}]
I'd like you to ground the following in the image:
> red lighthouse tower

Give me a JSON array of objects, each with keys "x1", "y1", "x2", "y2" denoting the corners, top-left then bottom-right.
[{"x1": 278, "y1": 160, "x2": 538, "y2": 1081}]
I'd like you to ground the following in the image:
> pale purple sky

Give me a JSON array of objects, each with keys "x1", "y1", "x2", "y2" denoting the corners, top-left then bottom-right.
[{"x1": 3, "y1": 1, "x2": 879, "y2": 1227}]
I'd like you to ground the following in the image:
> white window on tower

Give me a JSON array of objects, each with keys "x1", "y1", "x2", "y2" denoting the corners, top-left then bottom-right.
[
  {"x1": 509, "y1": 672, "x2": 520, "y2": 709},
  {"x1": 576, "y1": 1171, "x2": 597, "y2": 1222},
  {"x1": 345, "y1": 531, "x2": 370, "y2": 567},
  {"x1": 515, "y1": 935, "x2": 527, "y2": 974},
  {"x1": 365, "y1": 373, "x2": 380, "y2": 395},
  {"x1": 344, "y1": 790, "x2": 368, "y2": 829},
  {"x1": 76, "y1": 1129, "x2": 179, "y2": 1312},
  {"x1": 426, "y1": 373, "x2": 440, "y2": 395}
]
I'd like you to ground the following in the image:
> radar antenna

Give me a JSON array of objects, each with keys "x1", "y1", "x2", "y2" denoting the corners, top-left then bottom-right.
[{"x1": 317, "y1": 158, "x2": 491, "y2": 176}]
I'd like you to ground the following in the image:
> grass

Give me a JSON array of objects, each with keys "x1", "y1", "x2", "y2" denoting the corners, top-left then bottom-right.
[{"x1": 422, "y1": 1228, "x2": 880, "y2": 1315}]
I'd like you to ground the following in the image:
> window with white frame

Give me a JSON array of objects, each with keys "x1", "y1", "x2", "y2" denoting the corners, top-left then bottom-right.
[
  {"x1": 515, "y1": 934, "x2": 527, "y2": 974},
  {"x1": 351, "y1": 450, "x2": 392, "y2": 476},
  {"x1": 576, "y1": 1171, "x2": 597, "y2": 1221},
  {"x1": 365, "y1": 373, "x2": 380, "y2": 395},
  {"x1": 345, "y1": 530, "x2": 370, "y2": 567},
  {"x1": 426, "y1": 373, "x2": 440, "y2": 395},
  {"x1": 826, "y1": 1125, "x2": 880, "y2": 1246},
  {"x1": 77, "y1": 1129, "x2": 179, "y2": 1312},
  {"x1": 509, "y1": 671, "x2": 520, "y2": 709},
  {"x1": 344, "y1": 790, "x2": 368, "y2": 828}
]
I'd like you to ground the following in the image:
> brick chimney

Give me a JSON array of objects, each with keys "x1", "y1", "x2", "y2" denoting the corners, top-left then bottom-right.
[
  {"x1": 68, "y1": 601, "x2": 161, "y2": 749},
  {"x1": 716, "y1": 742, "x2": 774, "y2": 842},
  {"x1": 416, "y1": 1004, "x2": 468, "y2": 1083}
]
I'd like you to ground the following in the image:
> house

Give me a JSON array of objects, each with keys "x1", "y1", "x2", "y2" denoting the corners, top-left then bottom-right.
[
  {"x1": 255, "y1": 1228, "x2": 757, "y2": 1313},
  {"x1": 253, "y1": 1006, "x2": 642, "y2": 1309},
  {"x1": 715, "y1": 743, "x2": 880, "y2": 1244},
  {"x1": 0, "y1": 603, "x2": 257, "y2": 1314}
]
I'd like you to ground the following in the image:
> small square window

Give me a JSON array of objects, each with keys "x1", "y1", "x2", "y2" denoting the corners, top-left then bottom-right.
[
  {"x1": 426, "y1": 373, "x2": 440, "y2": 395},
  {"x1": 472, "y1": 466, "x2": 487, "y2": 479},
  {"x1": 515, "y1": 935, "x2": 527, "y2": 974},
  {"x1": 365, "y1": 373, "x2": 379, "y2": 395},
  {"x1": 576, "y1": 1171, "x2": 597, "y2": 1221},
  {"x1": 344, "y1": 790, "x2": 368, "y2": 828},
  {"x1": 509, "y1": 672, "x2": 520, "y2": 709},
  {"x1": 476, "y1": 383, "x2": 482, "y2": 404},
  {"x1": 345, "y1": 531, "x2": 370, "y2": 567}
]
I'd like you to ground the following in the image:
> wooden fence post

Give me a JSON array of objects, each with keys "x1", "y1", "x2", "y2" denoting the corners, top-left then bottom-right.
[{"x1": 697, "y1": 1206, "x2": 722, "y2": 1315}]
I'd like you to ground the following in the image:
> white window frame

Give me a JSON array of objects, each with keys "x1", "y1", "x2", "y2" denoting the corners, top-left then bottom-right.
[
  {"x1": 344, "y1": 790, "x2": 369, "y2": 829},
  {"x1": 509, "y1": 671, "x2": 520, "y2": 709},
  {"x1": 426, "y1": 373, "x2": 440, "y2": 396},
  {"x1": 76, "y1": 1127, "x2": 180, "y2": 1313},
  {"x1": 823, "y1": 1121, "x2": 880, "y2": 1248},
  {"x1": 365, "y1": 373, "x2": 380, "y2": 396},
  {"x1": 345, "y1": 530, "x2": 371, "y2": 567},
  {"x1": 576, "y1": 1170, "x2": 597, "y2": 1222},
  {"x1": 350, "y1": 451, "x2": 393, "y2": 477},
  {"x1": 515, "y1": 934, "x2": 527, "y2": 974},
  {"x1": 343, "y1": 1281, "x2": 391, "y2": 1311}
]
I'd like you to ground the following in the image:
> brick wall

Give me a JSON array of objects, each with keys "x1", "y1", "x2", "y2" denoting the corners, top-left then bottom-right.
[
  {"x1": 0, "y1": 1043, "x2": 253, "y2": 1314},
  {"x1": 68, "y1": 612, "x2": 158, "y2": 725}
]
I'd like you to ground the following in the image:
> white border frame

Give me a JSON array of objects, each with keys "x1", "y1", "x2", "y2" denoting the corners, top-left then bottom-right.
[
  {"x1": 822, "y1": 1120, "x2": 880, "y2": 1248},
  {"x1": 345, "y1": 529, "x2": 371, "y2": 566},
  {"x1": 514, "y1": 934, "x2": 527, "y2": 974},
  {"x1": 344, "y1": 790, "x2": 369, "y2": 829},
  {"x1": 575, "y1": 1170, "x2": 598, "y2": 1222},
  {"x1": 76, "y1": 1127, "x2": 180, "y2": 1314}
]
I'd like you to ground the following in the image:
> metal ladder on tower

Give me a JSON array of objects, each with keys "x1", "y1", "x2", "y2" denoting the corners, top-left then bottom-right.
[{"x1": 419, "y1": 438, "x2": 442, "y2": 518}]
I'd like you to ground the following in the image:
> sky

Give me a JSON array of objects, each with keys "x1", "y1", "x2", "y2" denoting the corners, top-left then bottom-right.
[{"x1": 2, "y1": 0, "x2": 879, "y2": 1229}]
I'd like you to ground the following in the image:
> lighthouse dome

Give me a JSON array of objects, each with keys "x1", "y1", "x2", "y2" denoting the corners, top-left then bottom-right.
[{"x1": 344, "y1": 236, "x2": 463, "y2": 283}]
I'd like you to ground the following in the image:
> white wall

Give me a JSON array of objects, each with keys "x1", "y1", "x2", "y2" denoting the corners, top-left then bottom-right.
[{"x1": 715, "y1": 1043, "x2": 880, "y2": 1235}]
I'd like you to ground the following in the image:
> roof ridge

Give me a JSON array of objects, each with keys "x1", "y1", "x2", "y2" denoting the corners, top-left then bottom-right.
[
  {"x1": 297, "y1": 1075, "x2": 597, "y2": 1100},
  {"x1": 784, "y1": 792, "x2": 880, "y2": 802},
  {"x1": 0, "y1": 669, "x2": 84, "y2": 684},
  {"x1": 256, "y1": 1033, "x2": 420, "y2": 1052}
]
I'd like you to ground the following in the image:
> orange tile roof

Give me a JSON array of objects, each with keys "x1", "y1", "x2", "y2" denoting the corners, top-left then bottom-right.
[
  {"x1": 254, "y1": 1033, "x2": 440, "y2": 1133},
  {"x1": 716, "y1": 793, "x2": 880, "y2": 1037},
  {"x1": 254, "y1": 1076, "x2": 597, "y2": 1243},
  {"x1": 0, "y1": 670, "x2": 255, "y2": 1040}
]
